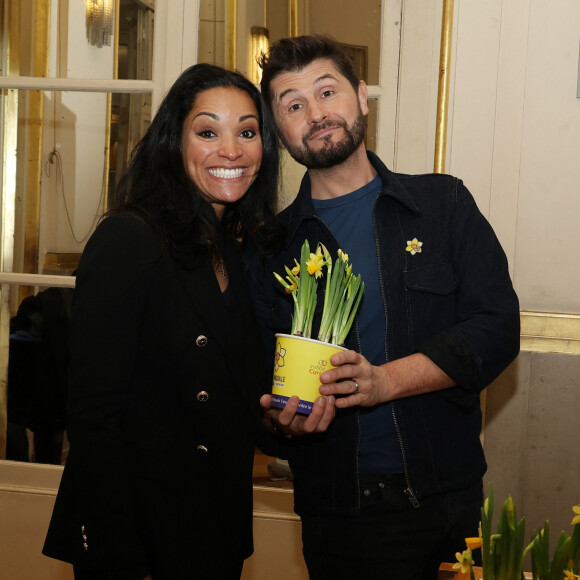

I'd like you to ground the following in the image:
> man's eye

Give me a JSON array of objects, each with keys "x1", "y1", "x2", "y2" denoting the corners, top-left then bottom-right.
[
  {"x1": 240, "y1": 129, "x2": 257, "y2": 139},
  {"x1": 289, "y1": 103, "x2": 302, "y2": 112},
  {"x1": 322, "y1": 90, "x2": 334, "y2": 98}
]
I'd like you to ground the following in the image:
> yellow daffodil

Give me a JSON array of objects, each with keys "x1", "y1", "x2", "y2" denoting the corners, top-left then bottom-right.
[
  {"x1": 571, "y1": 504, "x2": 580, "y2": 526},
  {"x1": 291, "y1": 259, "x2": 300, "y2": 276},
  {"x1": 406, "y1": 237, "x2": 423, "y2": 255},
  {"x1": 273, "y1": 239, "x2": 365, "y2": 344},
  {"x1": 564, "y1": 570, "x2": 579, "y2": 580},
  {"x1": 306, "y1": 249, "x2": 325, "y2": 278},
  {"x1": 465, "y1": 537, "x2": 483, "y2": 551},
  {"x1": 453, "y1": 548, "x2": 473, "y2": 574}
]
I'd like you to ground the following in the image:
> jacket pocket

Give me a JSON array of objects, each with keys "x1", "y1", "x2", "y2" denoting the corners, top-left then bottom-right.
[
  {"x1": 403, "y1": 262, "x2": 458, "y2": 348},
  {"x1": 404, "y1": 262, "x2": 457, "y2": 295}
]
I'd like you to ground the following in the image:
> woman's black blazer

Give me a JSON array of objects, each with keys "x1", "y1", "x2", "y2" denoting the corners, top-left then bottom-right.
[{"x1": 43, "y1": 213, "x2": 268, "y2": 579}]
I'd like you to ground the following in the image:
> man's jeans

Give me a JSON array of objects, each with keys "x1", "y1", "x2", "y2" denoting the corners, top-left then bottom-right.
[{"x1": 301, "y1": 474, "x2": 483, "y2": 580}]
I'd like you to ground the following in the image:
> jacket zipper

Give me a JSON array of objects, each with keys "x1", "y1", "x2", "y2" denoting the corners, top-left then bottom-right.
[
  {"x1": 312, "y1": 215, "x2": 362, "y2": 512},
  {"x1": 372, "y1": 198, "x2": 421, "y2": 509},
  {"x1": 353, "y1": 320, "x2": 362, "y2": 512}
]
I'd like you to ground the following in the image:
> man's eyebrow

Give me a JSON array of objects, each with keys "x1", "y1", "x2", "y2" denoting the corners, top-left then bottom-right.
[{"x1": 277, "y1": 73, "x2": 339, "y2": 103}]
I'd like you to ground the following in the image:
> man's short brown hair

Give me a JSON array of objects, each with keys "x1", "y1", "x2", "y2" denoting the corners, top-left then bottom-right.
[{"x1": 259, "y1": 34, "x2": 361, "y2": 110}]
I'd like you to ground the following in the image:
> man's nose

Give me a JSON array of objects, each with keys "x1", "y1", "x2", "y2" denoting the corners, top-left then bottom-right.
[{"x1": 307, "y1": 101, "x2": 327, "y2": 124}]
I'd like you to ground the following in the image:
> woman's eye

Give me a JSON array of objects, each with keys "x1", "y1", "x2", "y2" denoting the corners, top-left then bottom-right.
[
  {"x1": 197, "y1": 130, "x2": 216, "y2": 138},
  {"x1": 240, "y1": 129, "x2": 257, "y2": 139},
  {"x1": 322, "y1": 90, "x2": 333, "y2": 98}
]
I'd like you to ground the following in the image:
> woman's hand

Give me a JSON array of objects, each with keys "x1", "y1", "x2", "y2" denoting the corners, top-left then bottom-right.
[{"x1": 260, "y1": 393, "x2": 336, "y2": 437}]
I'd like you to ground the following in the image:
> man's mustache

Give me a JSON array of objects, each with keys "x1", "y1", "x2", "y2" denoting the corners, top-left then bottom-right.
[{"x1": 304, "y1": 120, "x2": 347, "y2": 142}]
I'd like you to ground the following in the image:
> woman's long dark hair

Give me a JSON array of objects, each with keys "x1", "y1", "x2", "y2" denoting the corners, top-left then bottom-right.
[{"x1": 114, "y1": 63, "x2": 279, "y2": 260}]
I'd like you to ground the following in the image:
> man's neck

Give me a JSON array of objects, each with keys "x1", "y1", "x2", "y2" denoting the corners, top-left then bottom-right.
[{"x1": 308, "y1": 146, "x2": 377, "y2": 200}]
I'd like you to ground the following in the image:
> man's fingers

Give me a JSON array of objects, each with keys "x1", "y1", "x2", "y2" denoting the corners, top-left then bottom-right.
[{"x1": 334, "y1": 393, "x2": 361, "y2": 409}]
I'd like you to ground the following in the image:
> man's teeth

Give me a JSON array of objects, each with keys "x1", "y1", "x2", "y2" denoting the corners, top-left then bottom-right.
[{"x1": 209, "y1": 168, "x2": 245, "y2": 179}]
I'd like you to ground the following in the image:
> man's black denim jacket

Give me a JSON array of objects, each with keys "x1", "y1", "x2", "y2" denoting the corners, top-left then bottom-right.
[{"x1": 245, "y1": 151, "x2": 520, "y2": 516}]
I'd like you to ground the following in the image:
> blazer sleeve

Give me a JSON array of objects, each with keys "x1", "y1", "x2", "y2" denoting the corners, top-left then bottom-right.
[{"x1": 65, "y1": 213, "x2": 159, "y2": 578}]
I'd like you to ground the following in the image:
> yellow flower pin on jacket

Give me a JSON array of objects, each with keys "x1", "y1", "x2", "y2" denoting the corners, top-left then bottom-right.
[{"x1": 406, "y1": 238, "x2": 423, "y2": 255}]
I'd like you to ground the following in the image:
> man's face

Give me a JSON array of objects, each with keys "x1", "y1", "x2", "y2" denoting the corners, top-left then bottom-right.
[{"x1": 269, "y1": 59, "x2": 369, "y2": 169}]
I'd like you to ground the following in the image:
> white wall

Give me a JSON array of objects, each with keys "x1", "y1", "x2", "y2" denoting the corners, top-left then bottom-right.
[{"x1": 395, "y1": 0, "x2": 580, "y2": 315}]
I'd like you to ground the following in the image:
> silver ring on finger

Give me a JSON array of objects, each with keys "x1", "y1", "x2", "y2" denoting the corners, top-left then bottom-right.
[{"x1": 352, "y1": 381, "x2": 360, "y2": 395}]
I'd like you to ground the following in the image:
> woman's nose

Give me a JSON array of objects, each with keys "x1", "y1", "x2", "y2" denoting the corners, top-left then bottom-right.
[{"x1": 219, "y1": 136, "x2": 242, "y2": 160}]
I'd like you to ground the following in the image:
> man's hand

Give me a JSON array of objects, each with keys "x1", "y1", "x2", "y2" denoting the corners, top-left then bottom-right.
[
  {"x1": 318, "y1": 350, "x2": 388, "y2": 408},
  {"x1": 261, "y1": 393, "x2": 336, "y2": 437},
  {"x1": 318, "y1": 350, "x2": 455, "y2": 409}
]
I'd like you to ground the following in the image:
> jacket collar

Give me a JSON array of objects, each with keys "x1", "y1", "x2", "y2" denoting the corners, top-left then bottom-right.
[{"x1": 284, "y1": 150, "x2": 420, "y2": 244}]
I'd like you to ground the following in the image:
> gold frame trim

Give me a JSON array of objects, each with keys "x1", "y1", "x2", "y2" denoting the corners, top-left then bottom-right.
[
  {"x1": 434, "y1": 0, "x2": 454, "y2": 174},
  {"x1": 226, "y1": 0, "x2": 237, "y2": 71},
  {"x1": 19, "y1": 0, "x2": 50, "y2": 304},
  {"x1": 289, "y1": 0, "x2": 298, "y2": 37}
]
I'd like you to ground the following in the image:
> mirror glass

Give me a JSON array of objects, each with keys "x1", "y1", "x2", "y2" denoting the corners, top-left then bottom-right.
[
  {"x1": 0, "y1": 0, "x2": 154, "y2": 461},
  {"x1": 2, "y1": 0, "x2": 154, "y2": 80},
  {"x1": 198, "y1": 0, "x2": 381, "y2": 84},
  {"x1": 5, "y1": 284, "x2": 72, "y2": 465},
  {"x1": 1, "y1": 0, "x2": 154, "y2": 276},
  {"x1": 1, "y1": 88, "x2": 151, "y2": 281}
]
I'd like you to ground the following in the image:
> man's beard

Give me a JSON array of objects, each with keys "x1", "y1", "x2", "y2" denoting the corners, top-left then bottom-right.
[{"x1": 280, "y1": 110, "x2": 367, "y2": 170}]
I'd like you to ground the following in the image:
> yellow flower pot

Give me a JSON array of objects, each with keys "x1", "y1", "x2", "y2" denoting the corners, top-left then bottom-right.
[{"x1": 271, "y1": 333, "x2": 345, "y2": 415}]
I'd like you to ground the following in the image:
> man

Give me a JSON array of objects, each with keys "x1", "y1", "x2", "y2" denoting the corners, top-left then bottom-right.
[{"x1": 246, "y1": 35, "x2": 520, "y2": 580}]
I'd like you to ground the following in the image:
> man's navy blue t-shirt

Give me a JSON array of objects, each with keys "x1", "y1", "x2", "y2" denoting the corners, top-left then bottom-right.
[{"x1": 313, "y1": 175, "x2": 404, "y2": 474}]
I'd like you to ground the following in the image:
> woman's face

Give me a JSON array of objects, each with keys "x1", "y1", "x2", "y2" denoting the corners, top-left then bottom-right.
[{"x1": 182, "y1": 86, "x2": 263, "y2": 219}]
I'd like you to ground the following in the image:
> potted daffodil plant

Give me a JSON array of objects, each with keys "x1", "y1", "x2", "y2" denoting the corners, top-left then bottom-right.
[
  {"x1": 270, "y1": 239, "x2": 365, "y2": 414},
  {"x1": 453, "y1": 485, "x2": 580, "y2": 580}
]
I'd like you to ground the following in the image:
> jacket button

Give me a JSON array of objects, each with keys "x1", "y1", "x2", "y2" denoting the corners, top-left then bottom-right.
[
  {"x1": 196, "y1": 445, "x2": 208, "y2": 453},
  {"x1": 196, "y1": 390, "x2": 209, "y2": 402},
  {"x1": 195, "y1": 335, "x2": 208, "y2": 347}
]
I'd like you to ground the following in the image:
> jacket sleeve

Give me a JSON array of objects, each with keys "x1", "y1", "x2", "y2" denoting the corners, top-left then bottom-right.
[
  {"x1": 416, "y1": 179, "x2": 520, "y2": 392},
  {"x1": 65, "y1": 214, "x2": 158, "y2": 578}
]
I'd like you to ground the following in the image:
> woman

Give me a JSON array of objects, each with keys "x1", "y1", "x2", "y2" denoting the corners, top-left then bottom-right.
[{"x1": 42, "y1": 64, "x2": 279, "y2": 580}]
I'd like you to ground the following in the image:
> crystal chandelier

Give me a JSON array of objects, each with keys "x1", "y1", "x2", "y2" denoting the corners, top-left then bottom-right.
[{"x1": 86, "y1": 0, "x2": 115, "y2": 48}]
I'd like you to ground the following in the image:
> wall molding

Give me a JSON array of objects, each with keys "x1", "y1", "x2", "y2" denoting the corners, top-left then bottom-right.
[{"x1": 520, "y1": 311, "x2": 580, "y2": 354}]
